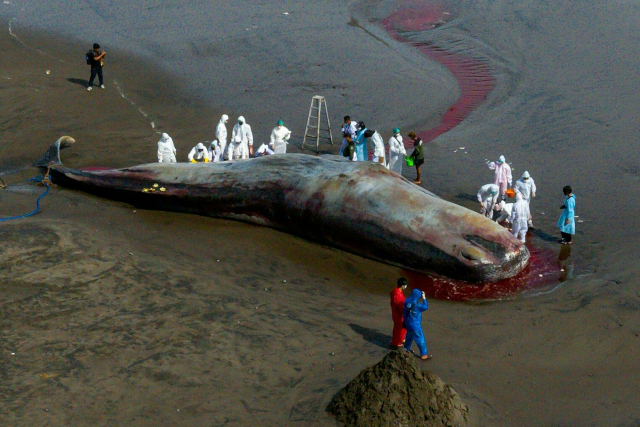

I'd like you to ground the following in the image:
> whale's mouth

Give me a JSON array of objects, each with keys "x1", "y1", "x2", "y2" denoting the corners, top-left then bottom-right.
[{"x1": 461, "y1": 235, "x2": 530, "y2": 281}]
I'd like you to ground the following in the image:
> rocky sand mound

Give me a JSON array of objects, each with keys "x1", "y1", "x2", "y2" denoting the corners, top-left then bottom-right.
[{"x1": 327, "y1": 350, "x2": 468, "y2": 427}]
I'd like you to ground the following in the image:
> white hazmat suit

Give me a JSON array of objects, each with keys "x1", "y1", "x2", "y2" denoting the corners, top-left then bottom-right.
[
  {"x1": 487, "y1": 155, "x2": 513, "y2": 197},
  {"x1": 477, "y1": 183, "x2": 500, "y2": 219},
  {"x1": 388, "y1": 135, "x2": 407, "y2": 174},
  {"x1": 514, "y1": 171, "x2": 536, "y2": 226},
  {"x1": 157, "y1": 133, "x2": 177, "y2": 163},
  {"x1": 208, "y1": 141, "x2": 222, "y2": 162},
  {"x1": 494, "y1": 200, "x2": 513, "y2": 224},
  {"x1": 216, "y1": 114, "x2": 229, "y2": 160},
  {"x1": 371, "y1": 131, "x2": 386, "y2": 165},
  {"x1": 188, "y1": 142, "x2": 210, "y2": 162},
  {"x1": 510, "y1": 193, "x2": 531, "y2": 242},
  {"x1": 270, "y1": 125, "x2": 291, "y2": 154},
  {"x1": 230, "y1": 116, "x2": 253, "y2": 160}
]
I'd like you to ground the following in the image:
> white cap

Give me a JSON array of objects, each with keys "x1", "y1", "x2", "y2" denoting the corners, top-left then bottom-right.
[
  {"x1": 522, "y1": 171, "x2": 530, "y2": 178},
  {"x1": 498, "y1": 155, "x2": 506, "y2": 163}
]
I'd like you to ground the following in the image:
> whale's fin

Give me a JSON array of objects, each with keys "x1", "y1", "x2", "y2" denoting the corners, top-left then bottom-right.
[{"x1": 33, "y1": 136, "x2": 75, "y2": 169}]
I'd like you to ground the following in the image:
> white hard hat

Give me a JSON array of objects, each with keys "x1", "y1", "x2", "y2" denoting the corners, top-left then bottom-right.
[
  {"x1": 238, "y1": 116, "x2": 245, "y2": 123},
  {"x1": 522, "y1": 171, "x2": 530, "y2": 179},
  {"x1": 498, "y1": 155, "x2": 506, "y2": 163},
  {"x1": 222, "y1": 114, "x2": 229, "y2": 122}
]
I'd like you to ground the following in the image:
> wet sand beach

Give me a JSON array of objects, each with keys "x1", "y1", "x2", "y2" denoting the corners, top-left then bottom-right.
[{"x1": 2, "y1": 0, "x2": 640, "y2": 426}]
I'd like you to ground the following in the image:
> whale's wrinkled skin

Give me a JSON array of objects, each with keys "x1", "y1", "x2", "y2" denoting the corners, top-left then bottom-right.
[{"x1": 37, "y1": 137, "x2": 529, "y2": 282}]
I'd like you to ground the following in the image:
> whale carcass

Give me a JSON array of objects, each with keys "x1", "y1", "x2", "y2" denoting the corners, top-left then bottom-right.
[{"x1": 36, "y1": 137, "x2": 529, "y2": 282}]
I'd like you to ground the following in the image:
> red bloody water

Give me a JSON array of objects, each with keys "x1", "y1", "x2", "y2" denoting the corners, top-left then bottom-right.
[
  {"x1": 402, "y1": 242, "x2": 567, "y2": 301},
  {"x1": 378, "y1": 3, "x2": 560, "y2": 300},
  {"x1": 380, "y1": 2, "x2": 495, "y2": 150}
]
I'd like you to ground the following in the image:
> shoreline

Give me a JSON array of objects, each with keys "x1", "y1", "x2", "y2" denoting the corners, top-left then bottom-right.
[{"x1": 2, "y1": 10, "x2": 640, "y2": 427}]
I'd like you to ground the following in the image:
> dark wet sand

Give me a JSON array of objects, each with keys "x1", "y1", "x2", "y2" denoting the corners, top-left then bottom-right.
[{"x1": 1, "y1": 13, "x2": 640, "y2": 427}]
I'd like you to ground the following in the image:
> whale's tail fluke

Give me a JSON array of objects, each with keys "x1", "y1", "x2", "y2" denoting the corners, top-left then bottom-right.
[{"x1": 33, "y1": 136, "x2": 75, "y2": 169}]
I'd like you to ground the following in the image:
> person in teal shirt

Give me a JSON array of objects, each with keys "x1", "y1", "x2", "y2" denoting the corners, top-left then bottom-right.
[
  {"x1": 557, "y1": 185, "x2": 576, "y2": 245},
  {"x1": 354, "y1": 121, "x2": 368, "y2": 161}
]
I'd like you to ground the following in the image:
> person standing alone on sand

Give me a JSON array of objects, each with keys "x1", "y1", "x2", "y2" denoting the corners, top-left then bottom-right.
[
  {"x1": 390, "y1": 278, "x2": 408, "y2": 349},
  {"x1": 558, "y1": 185, "x2": 576, "y2": 245},
  {"x1": 86, "y1": 43, "x2": 106, "y2": 91}
]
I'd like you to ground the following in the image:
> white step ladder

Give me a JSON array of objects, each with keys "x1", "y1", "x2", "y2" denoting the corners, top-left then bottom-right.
[{"x1": 302, "y1": 95, "x2": 333, "y2": 154}]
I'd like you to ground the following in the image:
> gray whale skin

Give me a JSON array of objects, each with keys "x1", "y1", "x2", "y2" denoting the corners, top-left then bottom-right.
[{"x1": 37, "y1": 136, "x2": 529, "y2": 282}]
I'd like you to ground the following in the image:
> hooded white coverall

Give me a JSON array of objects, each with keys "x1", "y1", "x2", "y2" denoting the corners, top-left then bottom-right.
[
  {"x1": 388, "y1": 135, "x2": 407, "y2": 174},
  {"x1": 208, "y1": 142, "x2": 222, "y2": 162},
  {"x1": 188, "y1": 142, "x2": 210, "y2": 162},
  {"x1": 510, "y1": 193, "x2": 531, "y2": 242},
  {"x1": 515, "y1": 176, "x2": 536, "y2": 226},
  {"x1": 230, "y1": 116, "x2": 253, "y2": 160},
  {"x1": 488, "y1": 156, "x2": 513, "y2": 197},
  {"x1": 514, "y1": 177, "x2": 536, "y2": 203},
  {"x1": 157, "y1": 133, "x2": 177, "y2": 163},
  {"x1": 477, "y1": 183, "x2": 500, "y2": 219},
  {"x1": 371, "y1": 131, "x2": 386, "y2": 165},
  {"x1": 216, "y1": 114, "x2": 228, "y2": 160},
  {"x1": 494, "y1": 201, "x2": 513, "y2": 224},
  {"x1": 270, "y1": 125, "x2": 291, "y2": 154}
]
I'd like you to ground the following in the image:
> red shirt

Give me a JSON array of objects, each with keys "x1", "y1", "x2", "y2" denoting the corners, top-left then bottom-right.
[{"x1": 390, "y1": 287, "x2": 406, "y2": 319}]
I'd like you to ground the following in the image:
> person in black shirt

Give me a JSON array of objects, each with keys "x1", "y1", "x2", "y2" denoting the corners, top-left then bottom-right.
[
  {"x1": 407, "y1": 132, "x2": 424, "y2": 184},
  {"x1": 87, "y1": 43, "x2": 106, "y2": 91}
]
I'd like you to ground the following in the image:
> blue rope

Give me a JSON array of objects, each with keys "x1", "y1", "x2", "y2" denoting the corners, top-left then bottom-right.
[{"x1": 0, "y1": 177, "x2": 50, "y2": 223}]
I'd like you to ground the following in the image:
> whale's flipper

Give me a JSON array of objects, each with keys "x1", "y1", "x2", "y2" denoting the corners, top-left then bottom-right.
[{"x1": 33, "y1": 136, "x2": 75, "y2": 169}]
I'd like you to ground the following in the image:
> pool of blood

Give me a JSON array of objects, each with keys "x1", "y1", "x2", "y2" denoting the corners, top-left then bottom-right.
[
  {"x1": 402, "y1": 242, "x2": 566, "y2": 301},
  {"x1": 379, "y1": 2, "x2": 495, "y2": 149}
]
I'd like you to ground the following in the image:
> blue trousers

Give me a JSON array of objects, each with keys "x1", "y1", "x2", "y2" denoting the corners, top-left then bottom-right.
[
  {"x1": 89, "y1": 66, "x2": 103, "y2": 87},
  {"x1": 403, "y1": 326, "x2": 427, "y2": 356}
]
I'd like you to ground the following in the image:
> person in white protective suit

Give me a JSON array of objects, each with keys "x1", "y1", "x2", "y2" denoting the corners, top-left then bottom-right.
[
  {"x1": 230, "y1": 116, "x2": 253, "y2": 160},
  {"x1": 208, "y1": 140, "x2": 222, "y2": 162},
  {"x1": 487, "y1": 155, "x2": 512, "y2": 199},
  {"x1": 514, "y1": 170, "x2": 537, "y2": 227},
  {"x1": 188, "y1": 142, "x2": 210, "y2": 163},
  {"x1": 371, "y1": 130, "x2": 386, "y2": 165},
  {"x1": 388, "y1": 128, "x2": 406, "y2": 174},
  {"x1": 477, "y1": 183, "x2": 500, "y2": 219},
  {"x1": 494, "y1": 200, "x2": 514, "y2": 225},
  {"x1": 157, "y1": 133, "x2": 177, "y2": 163},
  {"x1": 510, "y1": 192, "x2": 531, "y2": 242},
  {"x1": 270, "y1": 120, "x2": 291, "y2": 154},
  {"x1": 215, "y1": 114, "x2": 229, "y2": 160}
]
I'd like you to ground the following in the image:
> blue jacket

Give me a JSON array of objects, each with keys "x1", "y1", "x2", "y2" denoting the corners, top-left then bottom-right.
[
  {"x1": 403, "y1": 289, "x2": 428, "y2": 330},
  {"x1": 557, "y1": 194, "x2": 576, "y2": 234},
  {"x1": 354, "y1": 128, "x2": 368, "y2": 161}
]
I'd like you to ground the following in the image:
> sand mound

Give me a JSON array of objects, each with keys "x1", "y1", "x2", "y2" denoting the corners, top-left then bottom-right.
[{"x1": 327, "y1": 350, "x2": 468, "y2": 427}]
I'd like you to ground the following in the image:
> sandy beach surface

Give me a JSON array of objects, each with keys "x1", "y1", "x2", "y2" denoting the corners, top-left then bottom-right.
[{"x1": 1, "y1": 0, "x2": 640, "y2": 426}]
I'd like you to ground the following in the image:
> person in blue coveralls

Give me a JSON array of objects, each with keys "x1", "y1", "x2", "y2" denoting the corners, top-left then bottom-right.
[
  {"x1": 403, "y1": 289, "x2": 432, "y2": 360},
  {"x1": 557, "y1": 185, "x2": 576, "y2": 245}
]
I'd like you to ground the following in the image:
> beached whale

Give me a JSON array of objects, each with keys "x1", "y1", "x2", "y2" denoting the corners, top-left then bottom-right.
[{"x1": 36, "y1": 136, "x2": 529, "y2": 282}]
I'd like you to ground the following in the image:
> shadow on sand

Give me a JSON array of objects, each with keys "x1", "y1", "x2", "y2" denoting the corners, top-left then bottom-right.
[
  {"x1": 67, "y1": 77, "x2": 88, "y2": 87},
  {"x1": 349, "y1": 323, "x2": 391, "y2": 349}
]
